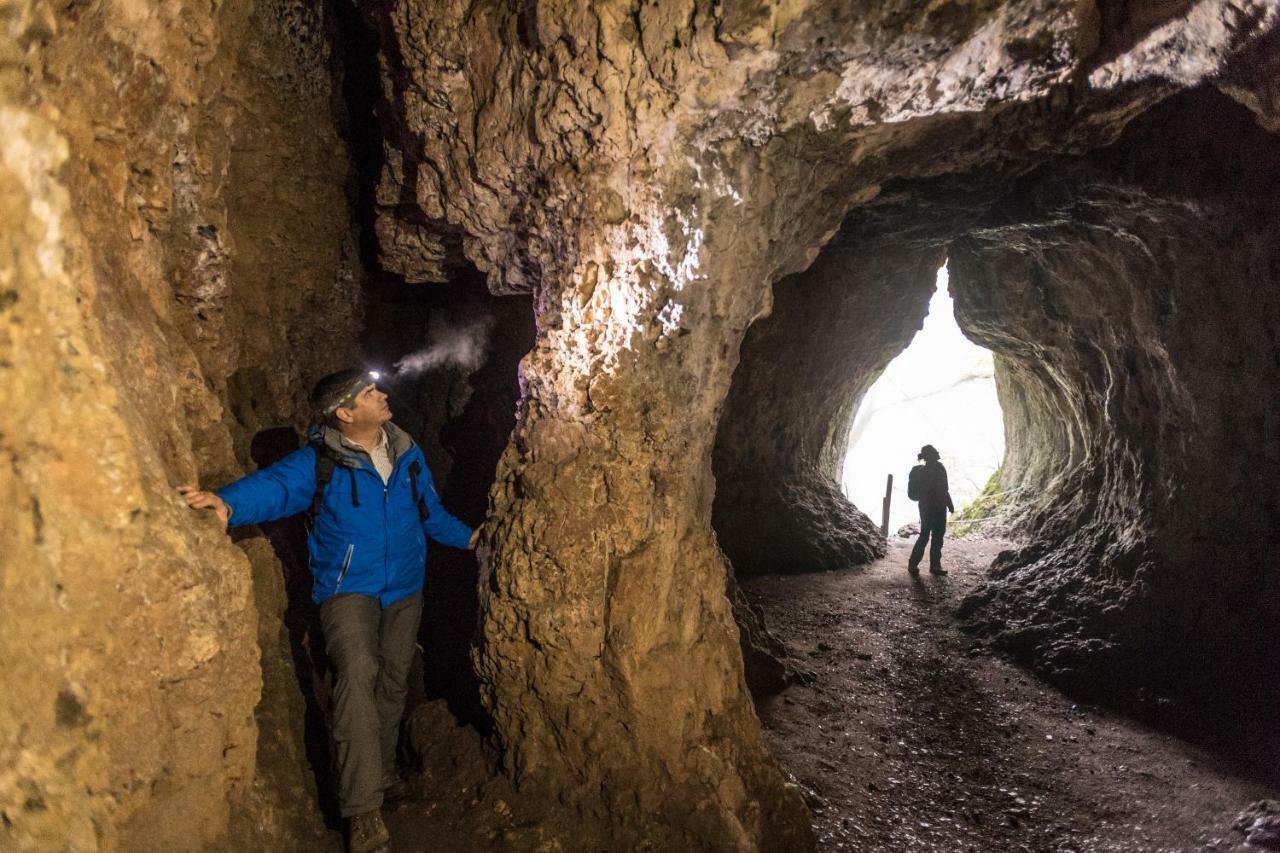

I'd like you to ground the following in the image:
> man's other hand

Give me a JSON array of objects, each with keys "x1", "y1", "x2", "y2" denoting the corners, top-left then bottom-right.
[{"x1": 178, "y1": 485, "x2": 230, "y2": 530}]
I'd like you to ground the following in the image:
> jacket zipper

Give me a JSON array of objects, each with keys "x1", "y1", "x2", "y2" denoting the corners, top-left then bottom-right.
[
  {"x1": 384, "y1": 481, "x2": 390, "y2": 592},
  {"x1": 385, "y1": 449, "x2": 408, "y2": 594},
  {"x1": 336, "y1": 448, "x2": 409, "y2": 598},
  {"x1": 335, "y1": 543, "x2": 354, "y2": 592}
]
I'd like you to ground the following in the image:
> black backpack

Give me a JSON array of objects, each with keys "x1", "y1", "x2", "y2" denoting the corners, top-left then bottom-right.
[
  {"x1": 308, "y1": 436, "x2": 430, "y2": 521},
  {"x1": 907, "y1": 465, "x2": 923, "y2": 502}
]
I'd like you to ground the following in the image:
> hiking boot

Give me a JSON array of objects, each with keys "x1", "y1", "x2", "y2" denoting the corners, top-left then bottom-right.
[
  {"x1": 907, "y1": 563, "x2": 920, "y2": 576},
  {"x1": 382, "y1": 771, "x2": 412, "y2": 808},
  {"x1": 929, "y1": 565, "x2": 948, "y2": 575},
  {"x1": 347, "y1": 809, "x2": 389, "y2": 853}
]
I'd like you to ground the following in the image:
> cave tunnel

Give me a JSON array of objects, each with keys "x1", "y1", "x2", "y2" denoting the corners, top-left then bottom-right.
[
  {"x1": 717, "y1": 84, "x2": 1280, "y2": 723},
  {"x1": 841, "y1": 263, "x2": 1006, "y2": 535},
  {"x1": 4, "y1": 1, "x2": 1280, "y2": 852}
]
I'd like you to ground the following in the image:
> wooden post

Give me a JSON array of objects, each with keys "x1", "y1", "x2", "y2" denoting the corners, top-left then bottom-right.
[{"x1": 881, "y1": 474, "x2": 893, "y2": 537}]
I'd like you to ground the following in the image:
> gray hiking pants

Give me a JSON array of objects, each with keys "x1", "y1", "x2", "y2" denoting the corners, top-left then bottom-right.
[{"x1": 319, "y1": 591, "x2": 423, "y2": 817}]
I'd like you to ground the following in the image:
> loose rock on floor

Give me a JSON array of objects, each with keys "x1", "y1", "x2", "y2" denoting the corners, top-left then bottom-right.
[{"x1": 744, "y1": 536, "x2": 1279, "y2": 853}]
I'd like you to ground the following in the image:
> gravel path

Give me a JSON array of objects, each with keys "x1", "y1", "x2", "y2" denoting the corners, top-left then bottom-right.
[{"x1": 743, "y1": 536, "x2": 1278, "y2": 853}]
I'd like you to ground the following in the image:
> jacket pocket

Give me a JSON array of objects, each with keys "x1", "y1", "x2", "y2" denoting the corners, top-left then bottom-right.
[{"x1": 335, "y1": 544, "x2": 355, "y2": 593}]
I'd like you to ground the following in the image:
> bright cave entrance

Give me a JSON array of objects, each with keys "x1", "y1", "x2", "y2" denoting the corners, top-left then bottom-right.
[{"x1": 842, "y1": 262, "x2": 1005, "y2": 533}]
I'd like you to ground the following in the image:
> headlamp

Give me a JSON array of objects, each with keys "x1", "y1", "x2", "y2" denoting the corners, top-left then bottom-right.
[{"x1": 321, "y1": 370, "x2": 382, "y2": 416}]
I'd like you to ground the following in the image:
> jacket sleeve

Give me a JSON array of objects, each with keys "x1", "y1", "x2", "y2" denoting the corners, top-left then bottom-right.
[
  {"x1": 419, "y1": 464, "x2": 473, "y2": 549},
  {"x1": 216, "y1": 446, "x2": 318, "y2": 527}
]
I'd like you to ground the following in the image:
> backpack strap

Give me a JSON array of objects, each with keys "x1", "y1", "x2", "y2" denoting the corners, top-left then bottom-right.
[
  {"x1": 310, "y1": 437, "x2": 337, "y2": 519},
  {"x1": 310, "y1": 437, "x2": 361, "y2": 516},
  {"x1": 407, "y1": 459, "x2": 430, "y2": 521}
]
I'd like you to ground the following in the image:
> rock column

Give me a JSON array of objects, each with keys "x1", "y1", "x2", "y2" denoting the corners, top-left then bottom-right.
[{"x1": 472, "y1": 194, "x2": 814, "y2": 848}]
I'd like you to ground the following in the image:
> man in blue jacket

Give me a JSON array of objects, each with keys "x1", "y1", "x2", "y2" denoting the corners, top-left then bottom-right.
[{"x1": 180, "y1": 368, "x2": 477, "y2": 853}]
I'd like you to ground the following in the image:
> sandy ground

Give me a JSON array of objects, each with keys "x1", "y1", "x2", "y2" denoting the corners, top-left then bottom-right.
[{"x1": 742, "y1": 535, "x2": 1279, "y2": 853}]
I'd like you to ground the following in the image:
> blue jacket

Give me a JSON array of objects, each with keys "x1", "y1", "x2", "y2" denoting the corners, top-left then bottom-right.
[{"x1": 217, "y1": 423, "x2": 472, "y2": 606}]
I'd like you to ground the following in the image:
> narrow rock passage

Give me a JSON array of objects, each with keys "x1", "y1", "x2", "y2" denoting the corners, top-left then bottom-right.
[{"x1": 744, "y1": 537, "x2": 1278, "y2": 853}]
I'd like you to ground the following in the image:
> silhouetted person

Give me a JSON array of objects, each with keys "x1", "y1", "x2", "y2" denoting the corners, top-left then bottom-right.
[{"x1": 906, "y1": 444, "x2": 954, "y2": 576}]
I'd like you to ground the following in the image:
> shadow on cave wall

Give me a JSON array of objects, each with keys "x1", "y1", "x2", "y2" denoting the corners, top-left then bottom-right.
[
  {"x1": 361, "y1": 268, "x2": 535, "y2": 732},
  {"x1": 951, "y1": 87, "x2": 1280, "y2": 784},
  {"x1": 242, "y1": 427, "x2": 342, "y2": 830}
]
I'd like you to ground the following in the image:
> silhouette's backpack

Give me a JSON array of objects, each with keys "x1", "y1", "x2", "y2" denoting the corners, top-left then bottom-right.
[{"x1": 907, "y1": 464, "x2": 923, "y2": 502}]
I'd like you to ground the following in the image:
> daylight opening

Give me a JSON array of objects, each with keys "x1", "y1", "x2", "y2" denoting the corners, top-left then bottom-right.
[{"x1": 842, "y1": 262, "x2": 1005, "y2": 533}]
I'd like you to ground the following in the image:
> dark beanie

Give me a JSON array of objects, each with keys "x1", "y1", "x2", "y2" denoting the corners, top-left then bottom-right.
[{"x1": 309, "y1": 368, "x2": 371, "y2": 419}]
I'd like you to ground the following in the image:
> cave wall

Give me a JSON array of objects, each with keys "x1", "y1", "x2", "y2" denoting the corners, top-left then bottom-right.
[
  {"x1": 358, "y1": 2, "x2": 1088, "y2": 846},
  {"x1": 712, "y1": 241, "x2": 945, "y2": 576},
  {"x1": 357, "y1": 1, "x2": 1278, "y2": 848},
  {"x1": 952, "y1": 89, "x2": 1280, "y2": 762},
  {"x1": 709, "y1": 167, "x2": 1028, "y2": 581},
  {"x1": 3, "y1": 0, "x2": 1278, "y2": 849},
  {"x1": 2, "y1": 0, "x2": 358, "y2": 849}
]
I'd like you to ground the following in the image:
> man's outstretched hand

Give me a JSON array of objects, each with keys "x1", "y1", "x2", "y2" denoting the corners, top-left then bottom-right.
[
  {"x1": 178, "y1": 485, "x2": 230, "y2": 530},
  {"x1": 469, "y1": 527, "x2": 481, "y2": 550}
]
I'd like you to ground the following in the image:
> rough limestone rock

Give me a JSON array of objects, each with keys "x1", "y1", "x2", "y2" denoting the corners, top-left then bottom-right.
[
  {"x1": 2, "y1": 0, "x2": 358, "y2": 848},
  {"x1": 713, "y1": 239, "x2": 945, "y2": 576},
  {"x1": 357, "y1": 0, "x2": 1279, "y2": 847},
  {"x1": 2, "y1": 105, "x2": 255, "y2": 852},
  {"x1": 4, "y1": 0, "x2": 1279, "y2": 849},
  {"x1": 952, "y1": 89, "x2": 1280, "y2": 769}
]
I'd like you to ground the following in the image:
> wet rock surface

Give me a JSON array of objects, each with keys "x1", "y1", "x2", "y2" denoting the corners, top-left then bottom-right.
[{"x1": 745, "y1": 537, "x2": 1280, "y2": 852}]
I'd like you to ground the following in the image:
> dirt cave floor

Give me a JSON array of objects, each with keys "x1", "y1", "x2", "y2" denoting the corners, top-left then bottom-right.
[{"x1": 743, "y1": 535, "x2": 1280, "y2": 853}]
